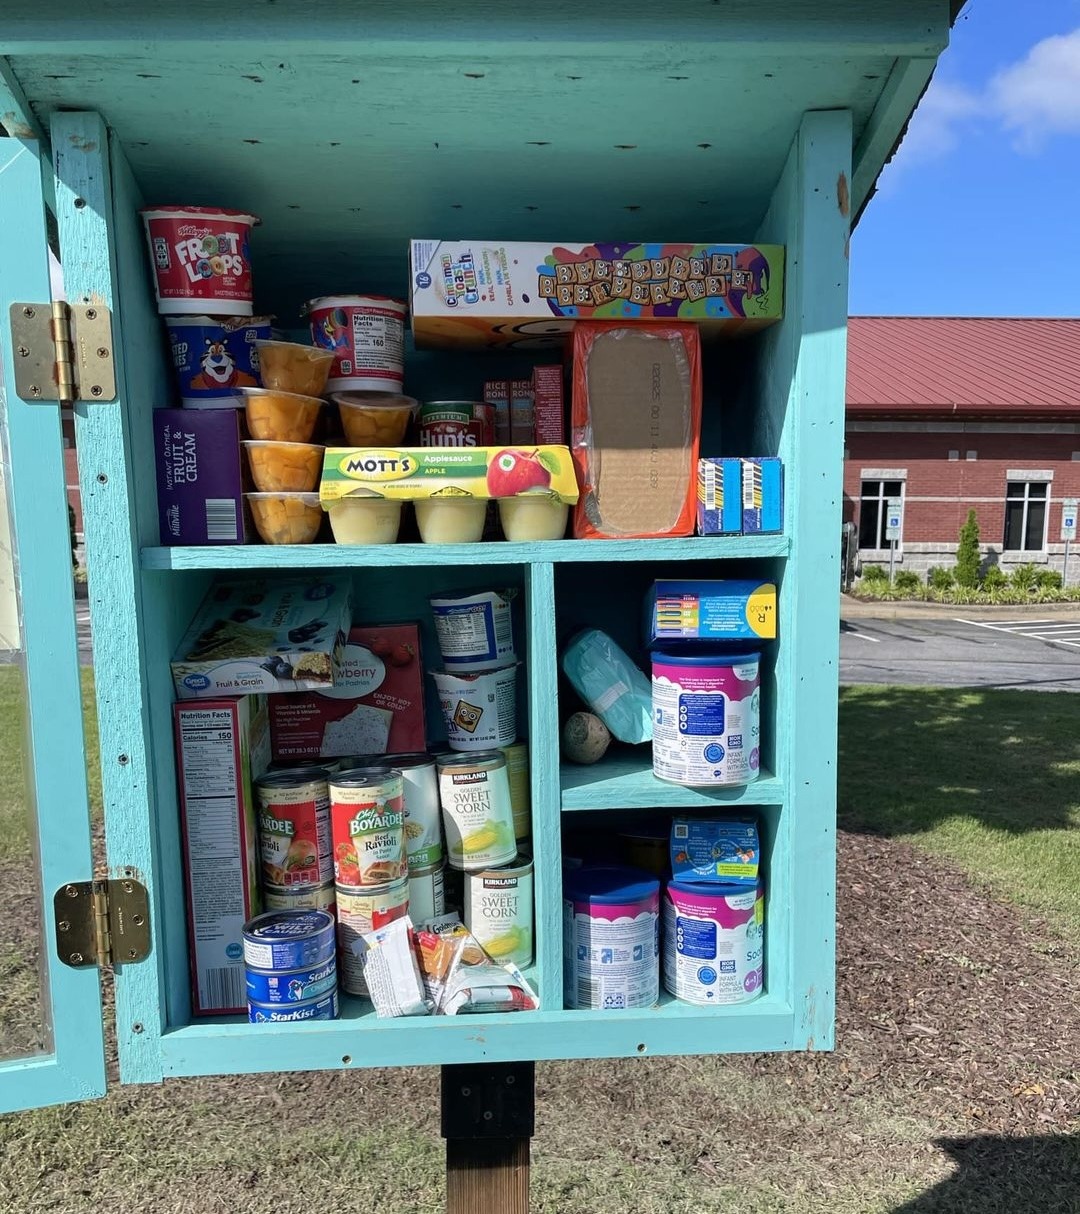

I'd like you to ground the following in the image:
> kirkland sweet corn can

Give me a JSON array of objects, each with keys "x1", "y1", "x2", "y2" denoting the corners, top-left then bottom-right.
[
  {"x1": 464, "y1": 856, "x2": 534, "y2": 968},
  {"x1": 436, "y1": 751, "x2": 516, "y2": 871}
]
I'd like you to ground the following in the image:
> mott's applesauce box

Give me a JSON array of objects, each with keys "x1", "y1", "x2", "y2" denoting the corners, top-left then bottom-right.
[
  {"x1": 410, "y1": 240, "x2": 784, "y2": 349},
  {"x1": 645, "y1": 580, "x2": 777, "y2": 645},
  {"x1": 319, "y1": 446, "x2": 579, "y2": 504}
]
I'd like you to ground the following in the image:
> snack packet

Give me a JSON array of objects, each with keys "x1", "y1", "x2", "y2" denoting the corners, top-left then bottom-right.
[
  {"x1": 414, "y1": 915, "x2": 538, "y2": 1015},
  {"x1": 359, "y1": 917, "x2": 431, "y2": 1018}
]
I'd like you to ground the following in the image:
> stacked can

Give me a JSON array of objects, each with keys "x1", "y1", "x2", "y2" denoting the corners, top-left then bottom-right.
[
  {"x1": 437, "y1": 750, "x2": 534, "y2": 968},
  {"x1": 243, "y1": 909, "x2": 338, "y2": 1023},
  {"x1": 329, "y1": 767, "x2": 410, "y2": 997},
  {"x1": 255, "y1": 768, "x2": 336, "y2": 913}
]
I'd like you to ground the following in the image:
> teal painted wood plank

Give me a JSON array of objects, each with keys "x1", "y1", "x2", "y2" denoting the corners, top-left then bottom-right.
[
  {"x1": 852, "y1": 55, "x2": 939, "y2": 213},
  {"x1": 561, "y1": 755, "x2": 784, "y2": 811},
  {"x1": 142, "y1": 536, "x2": 789, "y2": 571},
  {"x1": 525, "y1": 563, "x2": 562, "y2": 1011},
  {"x1": 0, "y1": 137, "x2": 105, "y2": 1112},
  {"x1": 52, "y1": 111, "x2": 172, "y2": 1083},
  {"x1": 156, "y1": 993, "x2": 795, "y2": 1077},
  {"x1": 0, "y1": 59, "x2": 55, "y2": 215}
]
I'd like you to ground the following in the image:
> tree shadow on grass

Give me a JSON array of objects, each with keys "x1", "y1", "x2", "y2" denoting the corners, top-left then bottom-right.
[
  {"x1": 838, "y1": 685, "x2": 1080, "y2": 836},
  {"x1": 891, "y1": 1135, "x2": 1080, "y2": 1213}
]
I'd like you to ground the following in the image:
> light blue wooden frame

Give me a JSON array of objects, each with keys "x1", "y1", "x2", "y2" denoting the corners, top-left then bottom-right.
[
  {"x1": 38, "y1": 106, "x2": 852, "y2": 1082},
  {"x1": 0, "y1": 137, "x2": 106, "y2": 1111}
]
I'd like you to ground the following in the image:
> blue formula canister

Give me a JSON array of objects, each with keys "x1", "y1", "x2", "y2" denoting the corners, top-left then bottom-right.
[
  {"x1": 248, "y1": 990, "x2": 339, "y2": 1024},
  {"x1": 245, "y1": 954, "x2": 338, "y2": 1006},
  {"x1": 242, "y1": 909, "x2": 336, "y2": 972},
  {"x1": 167, "y1": 314, "x2": 272, "y2": 408}
]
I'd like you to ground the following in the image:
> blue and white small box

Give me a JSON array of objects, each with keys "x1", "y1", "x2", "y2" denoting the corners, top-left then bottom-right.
[{"x1": 696, "y1": 458, "x2": 742, "y2": 535}]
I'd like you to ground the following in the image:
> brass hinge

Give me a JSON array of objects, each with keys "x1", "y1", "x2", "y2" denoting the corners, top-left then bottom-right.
[
  {"x1": 53, "y1": 878, "x2": 151, "y2": 969},
  {"x1": 9, "y1": 301, "x2": 116, "y2": 404}
]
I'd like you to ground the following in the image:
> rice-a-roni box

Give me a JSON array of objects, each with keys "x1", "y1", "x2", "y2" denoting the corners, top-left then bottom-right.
[
  {"x1": 269, "y1": 624, "x2": 426, "y2": 760},
  {"x1": 172, "y1": 576, "x2": 352, "y2": 700},
  {"x1": 409, "y1": 240, "x2": 784, "y2": 349}
]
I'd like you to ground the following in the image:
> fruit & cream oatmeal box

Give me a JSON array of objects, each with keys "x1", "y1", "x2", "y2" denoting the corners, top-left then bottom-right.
[{"x1": 269, "y1": 624, "x2": 427, "y2": 760}]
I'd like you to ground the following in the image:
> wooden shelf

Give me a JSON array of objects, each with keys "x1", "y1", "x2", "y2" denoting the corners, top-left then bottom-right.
[
  {"x1": 561, "y1": 751, "x2": 784, "y2": 811},
  {"x1": 141, "y1": 535, "x2": 789, "y2": 571}
]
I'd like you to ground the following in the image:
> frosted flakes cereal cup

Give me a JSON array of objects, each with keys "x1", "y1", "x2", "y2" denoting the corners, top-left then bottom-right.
[
  {"x1": 331, "y1": 392, "x2": 417, "y2": 445},
  {"x1": 247, "y1": 492, "x2": 323, "y2": 544},
  {"x1": 242, "y1": 441, "x2": 324, "y2": 493},
  {"x1": 328, "y1": 497, "x2": 403, "y2": 545},
  {"x1": 241, "y1": 386, "x2": 324, "y2": 443},
  {"x1": 498, "y1": 497, "x2": 569, "y2": 542},
  {"x1": 254, "y1": 341, "x2": 334, "y2": 396},
  {"x1": 415, "y1": 498, "x2": 487, "y2": 544}
]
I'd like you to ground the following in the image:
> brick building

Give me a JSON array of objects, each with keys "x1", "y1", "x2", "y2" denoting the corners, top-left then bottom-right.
[{"x1": 845, "y1": 317, "x2": 1080, "y2": 582}]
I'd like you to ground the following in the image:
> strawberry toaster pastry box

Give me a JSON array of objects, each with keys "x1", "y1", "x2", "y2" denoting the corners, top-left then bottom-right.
[{"x1": 269, "y1": 624, "x2": 426, "y2": 760}]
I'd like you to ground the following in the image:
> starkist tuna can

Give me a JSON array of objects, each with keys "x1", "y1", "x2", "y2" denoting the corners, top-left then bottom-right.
[
  {"x1": 167, "y1": 314, "x2": 272, "y2": 407},
  {"x1": 248, "y1": 990, "x2": 338, "y2": 1023},
  {"x1": 306, "y1": 295, "x2": 406, "y2": 392},
  {"x1": 662, "y1": 880, "x2": 764, "y2": 1006},
  {"x1": 242, "y1": 909, "x2": 336, "y2": 971},
  {"x1": 245, "y1": 954, "x2": 338, "y2": 1005},
  {"x1": 140, "y1": 206, "x2": 258, "y2": 315}
]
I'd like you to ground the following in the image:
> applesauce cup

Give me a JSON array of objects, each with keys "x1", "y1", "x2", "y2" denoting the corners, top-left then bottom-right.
[
  {"x1": 498, "y1": 497, "x2": 569, "y2": 542},
  {"x1": 415, "y1": 499, "x2": 487, "y2": 544},
  {"x1": 254, "y1": 341, "x2": 334, "y2": 396},
  {"x1": 242, "y1": 441, "x2": 324, "y2": 493},
  {"x1": 327, "y1": 497, "x2": 404, "y2": 545},
  {"x1": 246, "y1": 492, "x2": 323, "y2": 544},
  {"x1": 331, "y1": 392, "x2": 417, "y2": 445},
  {"x1": 241, "y1": 387, "x2": 325, "y2": 443}
]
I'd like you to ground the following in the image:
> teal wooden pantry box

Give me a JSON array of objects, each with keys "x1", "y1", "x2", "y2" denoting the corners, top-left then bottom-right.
[{"x1": 0, "y1": 1, "x2": 949, "y2": 1110}]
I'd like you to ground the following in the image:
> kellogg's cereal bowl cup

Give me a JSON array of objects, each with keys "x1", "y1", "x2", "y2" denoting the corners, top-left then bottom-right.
[
  {"x1": 332, "y1": 392, "x2": 417, "y2": 445},
  {"x1": 140, "y1": 206, "x2": 258, "y2": 316},
  {"x1": 167, "y1": 315, "x2": 272, "y2": 408},
  {"x1": 241, "y1": 387, "x2": 325, "y2": 443},
  {"x1": 254, "y1": 340, "x2": 334, "y2": 396},
  {"x1": 242, "y1": 441, "x2": 324, "y2": 493},
  {"x1": 247, "y1": 492, "x2": 324, "y2": 545}
]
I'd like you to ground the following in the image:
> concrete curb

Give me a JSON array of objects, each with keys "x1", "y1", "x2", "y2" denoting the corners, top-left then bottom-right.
[{"x1": 840, "y1": 595, "x2": 1080, "y2": 622}]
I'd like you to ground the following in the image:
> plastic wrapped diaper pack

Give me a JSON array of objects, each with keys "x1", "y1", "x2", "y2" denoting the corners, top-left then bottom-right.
[{"x1": 561, "y1": 628, "x2": 653, "y2": 744}]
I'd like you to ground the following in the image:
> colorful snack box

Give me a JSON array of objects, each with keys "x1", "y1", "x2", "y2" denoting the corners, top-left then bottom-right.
[
  {"x1": 510, "y1": 379, "x2": 535, "y2": 445},
  {"x1": 154, "y1": 408, "x2": 253, "y2": 545},
  {"x1": 484, "y1": 380, "x2": 511, "y2": 444},
  {"x1": 409, "y1": 240, "x2": 785, "y2": 348},
  {"x1": 175, "y1": 696, "x2": 269, "y2": 1014},
  {"x1": 670, "y1": 816, "x2": 760, "y2": 885},
  {"x1": 172, "y1": 576, "x2": 352, "y2": 699},
  {"x1": 532, "y1": 365, "x2": 565, "y2": 445},
  {"x1": 741, "y1": 457, "x2": 783, "y2": 534},
  {"x1": 645, "y1": 580, "x2": 777, "y2": 644},
  {"x1": 269, "y1": 623, "x2": 427, "y2": 759},
  {"x1": 697, "y1": 458, "x2": 742, "y2": 536}
]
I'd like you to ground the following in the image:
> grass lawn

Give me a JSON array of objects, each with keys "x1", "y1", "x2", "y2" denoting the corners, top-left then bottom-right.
[{"x1": 838, "y1": 684, "x2": 1080, "y2": 944}]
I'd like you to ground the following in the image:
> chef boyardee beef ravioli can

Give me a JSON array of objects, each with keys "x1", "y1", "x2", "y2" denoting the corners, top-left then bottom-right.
[
  {"x1": 436, "y1": 751, "x2": 516, "y2": 871},
  {"x1": 329, "y1": 767, "x2": 407, "y2": 887},
  {"x1": 255, "y1": 769, "x2": 333, "y2": 891},
  {"x1": 242, "y1": 909, "x2": 336, "y2": 971}
]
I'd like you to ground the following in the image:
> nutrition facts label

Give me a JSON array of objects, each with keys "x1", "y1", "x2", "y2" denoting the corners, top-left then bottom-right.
[{"x1": 351, "y1": 309, "x2": 404, "y2": 375}]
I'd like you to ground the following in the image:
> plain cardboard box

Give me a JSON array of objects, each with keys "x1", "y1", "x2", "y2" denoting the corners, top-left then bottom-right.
[{"x1": 571, "y1": 322, "x2": 702, "y2": 539}]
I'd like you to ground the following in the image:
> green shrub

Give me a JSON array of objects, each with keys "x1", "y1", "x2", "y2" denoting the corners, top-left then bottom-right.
[
  {"x1": 927, "y1": 566, "x2": 954, "y2": 590},
  {"x1": 1009, "y1": 563, "x2": 1039, "y2": 592},
  {"x1": 982, "y1": 566, "x2": 1008, "y2": 590},
  {"x1": 955, "y1": 509, "x2": 981, "y2": 588},
  {"x1": 893, "y1": 570, "x2": 923, "y2": 596},
  {"x1": 1034, "y1": 568, "x2": 1063, "y2": 591},
  {"x1": 860, "y1": 564, "x2": 888, "y2": 583}
]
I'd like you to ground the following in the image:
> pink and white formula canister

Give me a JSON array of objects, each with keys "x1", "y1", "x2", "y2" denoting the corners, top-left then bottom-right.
[
  {"x1": 140, "y1": 207, "x2": 258, "y2": 315},
  {"x1": 306, "y1": 295, "x2": 406, "y2": 392},
  {"x1": 651, "y1": 650, "x2": 760, "y2": 788},
  {"x1": 662, "y1": 879, "x2": 764, "y2": 1006}
]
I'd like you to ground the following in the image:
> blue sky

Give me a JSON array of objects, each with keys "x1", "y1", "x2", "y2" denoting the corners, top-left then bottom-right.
[{"x1": 850, "y1": 0, "x2": 1080, "y2": 316}]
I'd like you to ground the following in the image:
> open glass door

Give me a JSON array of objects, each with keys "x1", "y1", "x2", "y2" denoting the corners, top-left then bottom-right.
[{"x1": 0, "y1": 136, "x2": 106, "y2": 1111}]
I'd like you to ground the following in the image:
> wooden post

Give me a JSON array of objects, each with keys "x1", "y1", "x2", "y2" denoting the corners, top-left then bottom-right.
[{"x1": 442, "y1": 1061, "x2": 534, "y2": 1214}]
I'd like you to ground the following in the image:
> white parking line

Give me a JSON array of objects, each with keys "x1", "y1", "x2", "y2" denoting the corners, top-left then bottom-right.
[
  {"x1": 844, "y1": 627, "x2": 881, "y2": 643},
  {"x1": 956, "y1": 618, "x2": 1080, "y2": 649}
]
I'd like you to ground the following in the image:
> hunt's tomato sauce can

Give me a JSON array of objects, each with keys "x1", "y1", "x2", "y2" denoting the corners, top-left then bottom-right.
[
  {"x1": 329, "y1": 767, "x2": 407, "y2": 887},
  {"x1": 255, "y1": 769, "x2": 333, "y2": 890}
]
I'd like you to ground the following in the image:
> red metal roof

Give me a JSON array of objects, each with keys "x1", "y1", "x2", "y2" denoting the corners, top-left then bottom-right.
[{"x1": 846, "y1": 317, "x2": 1080, "y2": 419}]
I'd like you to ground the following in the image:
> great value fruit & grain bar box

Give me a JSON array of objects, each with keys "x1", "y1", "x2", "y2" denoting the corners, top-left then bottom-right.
[
  {"x1": 172, "y1": 576, "x2": 352, "y2": 699},
  {"x1": 175, "y1": 695, "x2": 269, "y2": 1014},
  {"x1": 269, "y1": 623, "x2": 426, "y2": 759},
  {"x1": 410, "y1": 240, "x2": 784, "y2": 348}
]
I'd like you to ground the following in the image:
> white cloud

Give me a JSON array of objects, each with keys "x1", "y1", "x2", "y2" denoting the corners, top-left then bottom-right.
[
  {"x1": 990, "y1": 28, "x2": 1080, "y2": 149},
  {"x1": 897, "y1": 80, "x2": 980, "y2": 164}
]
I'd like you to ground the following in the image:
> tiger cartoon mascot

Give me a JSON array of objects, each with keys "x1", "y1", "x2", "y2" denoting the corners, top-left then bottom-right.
[{"x1": 189, "y1": 338, "x2": 258, "y2": 391}]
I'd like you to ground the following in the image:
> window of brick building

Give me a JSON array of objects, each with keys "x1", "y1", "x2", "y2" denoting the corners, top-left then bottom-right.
[
  {"x1": 1003, "y1": 481, "x2": 1048, "y2": 552},
  {"x1": 859, "y1": 479, "x2": 903, "y2": 549}
]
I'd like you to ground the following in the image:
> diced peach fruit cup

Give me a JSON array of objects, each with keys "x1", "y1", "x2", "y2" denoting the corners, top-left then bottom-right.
[
  {"x1": 241, "y1": 387, "x2": 325, "y2": 443},
  {"x1": 255, "y1": 341, "x2": 334, "y2": 396},
  {"x1": 243, "y1": 441, "x2": 324, "y2": 493},
  {"x1": 331, "y1": 392, "x2": 417, "y2": 445},
  {"x1": 246, "y1": 492, "x2": 323, "y2": 544}
]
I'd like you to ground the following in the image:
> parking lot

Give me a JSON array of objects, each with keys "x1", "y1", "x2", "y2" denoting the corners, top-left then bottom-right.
[{"x1": 841, "y1": 612, "x2": 1080, "y2": 692}]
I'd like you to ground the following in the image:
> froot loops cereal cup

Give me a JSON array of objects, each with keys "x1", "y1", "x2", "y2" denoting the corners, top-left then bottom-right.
[{"x1": 140, "y1": 206, "x2": 258, "y2": 316}]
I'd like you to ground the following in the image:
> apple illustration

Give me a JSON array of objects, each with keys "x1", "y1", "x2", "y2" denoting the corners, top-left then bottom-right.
[{"x1": 487, "y1": 449, "x2": 552, "y2": 497}]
